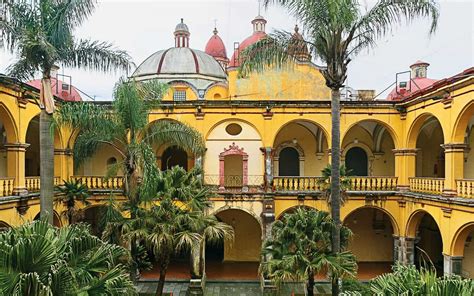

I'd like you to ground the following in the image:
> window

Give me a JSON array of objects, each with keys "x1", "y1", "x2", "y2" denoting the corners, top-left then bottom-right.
[
  {"x1": 225, "y1": 123, "x2": 242, "y2": 136},
  {"x1": 173, "y1": 90, "x2": 186, "y2": 101},
  {"x1": 107, "y1": 157, "x2": 117, "y2": 167}
]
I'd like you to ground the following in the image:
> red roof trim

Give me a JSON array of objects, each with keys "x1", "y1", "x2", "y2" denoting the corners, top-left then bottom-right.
[
  {"x1": 190, "y1": 49, "x2": 200, "y2": 74},
  {"x1": 157, "y1": 48, "x2": 171, "y2": 74},
  {"x1": 401, "y1": 67, "x2": 474, "y2": 102}
]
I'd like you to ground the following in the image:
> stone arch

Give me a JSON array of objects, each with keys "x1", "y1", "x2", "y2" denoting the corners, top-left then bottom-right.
[
  {"x1": 452, "y1": 101, "x2": 474, "y2": 143},
  {"x1": 0, "y1": 220, "x2": 11, "y2": 231},
  {"x1": 406, "y1": 113, "x2": 445, "y2": 148},
  {"x1": 405, "y1": 209, "x2": 439, "y2": 238},
  {"x1": 276, "y1": 204, "x2": 318, "y2": 220},
  {"x1": 0, "y1": 102, "x2": 19, "y2": 143},
  {"x1": 205, "y1": 118, "x2": 262, "y2": 140},
  {"x1": 450, "y1": 222, "x2": 474, "y2": 257},
  {"x1": 80, "y1": 205, "x2": 107, "y2": 236},
  {"x1": 343, "y1": 205, "x2": 400, "y2": 236},
  {"x1": 272, "y1": 119, "x2": 329, "y2": 149},
  {"x1": 343, "y1": 142, "x2": 373, "y2": 176},
  {"x1": 342, "y1": 119, "x2": 399, "y2": 149},
  {"x1": 211, "y1": 206, "x2": 263, "y2": 262},
  {"x1": 34, "y1": 210, "x2": 62, "y2": 227}
]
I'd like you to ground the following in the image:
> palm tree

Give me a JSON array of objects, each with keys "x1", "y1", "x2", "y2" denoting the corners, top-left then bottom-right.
[
  {"x1": 1, "y1": 0, "x2": 131, "y2": 225},
  {"x1": 239, "y1": 1, "x2": 439, "y2": 294},
  {"x1": 319, "y1": 164, "x2": 352, "y2": 207},
  {"x1": 56, "y1": 179, "x2": 90, "y2": 225},
  {"x1": 369, "y1": 264, "x2": 474, "y2": 296},
  {"x1": 126, "y1": 166, "x2": 233, "y2": 296},
  {"x1": 0, "y1": 220, "x2": 137, "y2": 295},
  {"x1": 260, "y1": 207, "x2": 356, "y2": 296},
  {"x1": 56, "y1": 78, "x2": 206, "y2": 277}
]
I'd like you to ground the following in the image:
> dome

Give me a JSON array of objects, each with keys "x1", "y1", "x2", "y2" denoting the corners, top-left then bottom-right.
[
  {"x1": 132, "y1": 47, "x2": 226, "y2": 79},
  {"x1": 27, "y1": 78, "x2": 82, "y2": 102},
  {"x1": 387, "y1": 60, "x2": 437, "y2": 101},
  {"x1": 175, "y1": 18, "x2": 189, "y2": 34},
  {"x1": 229, "y1": 15, "x2": 267, "y2": 68},
  {"x1": 205, "y1": 28, "x2": 227, "y2": 59}
]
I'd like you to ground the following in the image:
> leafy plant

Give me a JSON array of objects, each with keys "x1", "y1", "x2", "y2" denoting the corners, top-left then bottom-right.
[
  {"x1": 56, "y1": 179, "x2": 90, "y2": 225},
  {"x1": 0, "y1": 220, "x2": 136, "y2": 296},
  {"x1": 319, "y1": 164, "x2": 352, "y2": 207}
]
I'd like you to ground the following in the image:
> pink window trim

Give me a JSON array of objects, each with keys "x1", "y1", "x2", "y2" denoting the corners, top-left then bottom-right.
[{"x1": 219, "y1": 142, "x2": 248, "y2": 188}]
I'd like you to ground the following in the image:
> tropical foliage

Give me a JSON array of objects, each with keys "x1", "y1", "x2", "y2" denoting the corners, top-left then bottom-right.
[
  {"x1": 239, "y1": 1, "x2": 439, "y2": 294},
  {"x1": 125, "y1": 166, "x2": 233, "y2": 296},
  {"x1": 319, "y1": 164, "x2": 352, "y2": 207},
  {"x1": 260, "y1": 207, "x2": 356, "y2": 296},
  {"x1": 1, "y1": 0, "x2": 131, "y2": 224},
  {"x1": 0, "y1": 220, "x2": 136, "y2": 296},
  {"x1": 365, "y1": 264, "x2": 474, "y2": 296},
  {"x1": 56, "y1": 179, "x2": 90, "y2": 225}
]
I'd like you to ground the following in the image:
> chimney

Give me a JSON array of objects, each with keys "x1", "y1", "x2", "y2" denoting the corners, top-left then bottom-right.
[{"x1": 50, "y1": 65, "x2": 59, "y2": 79}]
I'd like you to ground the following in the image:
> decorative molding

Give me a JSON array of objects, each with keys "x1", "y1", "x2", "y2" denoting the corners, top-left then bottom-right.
[
  {"x1": 441, "y1": 207, "x2": 452, "y2": 218},
  {"x1": 4, "y1": 142, "x2": 30, "y2": 152},
  {"x1": 219, "y1": 143, "x2": 248, "y2": 190},
  {"x1": 441, "y1": 143, "x2": 467, "y2": 153},
  {"x1": 392, "y1": 148, "x2": 419, "y2": 156}
]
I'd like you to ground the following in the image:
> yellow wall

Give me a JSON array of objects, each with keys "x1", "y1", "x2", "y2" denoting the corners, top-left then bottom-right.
[{"x1": 216, "y1": 209, "x2": 261, "y2": 262}]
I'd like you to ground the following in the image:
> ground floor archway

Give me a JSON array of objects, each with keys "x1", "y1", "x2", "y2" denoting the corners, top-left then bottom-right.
[
  {"x1": 34, "y1": 211, "x2": 62, "y2": 227},
  {"x1": 451, "y1": 223, "x2": 474, "y2": 278},
  {"x1": 80, "y1": 205, "x2": 106, "y2": 236}
]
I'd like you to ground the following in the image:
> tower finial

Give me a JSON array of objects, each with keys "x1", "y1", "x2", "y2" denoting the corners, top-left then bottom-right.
[{"x1": 258, "y1": 0, "x2": 262, "y2": 15}]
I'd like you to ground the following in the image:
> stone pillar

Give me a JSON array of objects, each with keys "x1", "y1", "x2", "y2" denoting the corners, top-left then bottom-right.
[
  {"x1": 54, "y1": 148, "x2": 73, "y2": 182},
  {"x1": 442, "y1": 143, "x2": 467, "y2": 197},
  {"x1": 393, "y1": 149, "x2": 418, "y2": 191},
  {"x1": 444, "y1": 254, "x2": 463, "y2": 276},
  {"x1": 263, "y1": 147, "x2": 273, "y2": 192},
  {"x1": 189, "y1": 240, "x2": 205, "y2": 295},
  {"x1": 5, "y1": 143, "x2": 29, "y2": 195},
  {"x1": 394, "y1": 236, "x2": 415, "y2": 265}
]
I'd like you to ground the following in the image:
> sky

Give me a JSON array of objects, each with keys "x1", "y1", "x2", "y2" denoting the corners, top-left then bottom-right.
[{"x1": 0, "y1": 0, "x2": 473, "y2": 100}]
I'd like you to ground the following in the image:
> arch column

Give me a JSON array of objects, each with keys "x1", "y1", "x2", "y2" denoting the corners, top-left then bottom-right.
[
  {"x1": 5, "y1": 143, "x2": 29, "y2": 195},
  {"x1": 262, "y1": 147, "x2": 273, "y2": 191},
  {"x1": 54, "y1": 148, "x2": 73, "y2": 181},
  {"x1": 393, "y1": 236, "x2": 415, "y2": 265},
  {"x1": 393, "y1": 148, "x2": 418, "y2": 190},
  {"x1": 443, "y1": 254, "x2": 463, "y2": 276},
  {"x1": 442, "y1": 143, "x2": 467, "y2": 196}
]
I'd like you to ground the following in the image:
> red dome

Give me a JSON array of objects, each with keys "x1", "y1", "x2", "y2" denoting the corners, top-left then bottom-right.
[
  {"x1": 28, "y1": 78, "x2": 82, "y2": 102},
  {"x1": 205, "y1": 28, "x2": 227, "y2": 59},
  {"x1": 229, "y1": 31, "x2": 267, "y2": 67},
  {"x1": 387, "y1": 77, "x2": 437, "y2": 101}
]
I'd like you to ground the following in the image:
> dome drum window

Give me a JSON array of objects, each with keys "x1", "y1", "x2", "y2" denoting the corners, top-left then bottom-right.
[
  {"x1": 226, "y1": 123, "x2": 242, "y2": 136},
  {"x1": 173, "y1": 90, "x2": 186, "y2": 101}
]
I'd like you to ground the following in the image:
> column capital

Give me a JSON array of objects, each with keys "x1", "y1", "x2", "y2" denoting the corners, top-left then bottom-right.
[
  {"x1": 392, "y1": 148, "x2": 419, "y2": 156},
  {"x1": 54, "y1": 148, "x2": 73, "y2": 156},
  {"x1": 441, "y1": 143, "x2": 468, "y2": 153},
  {"x1": 4, "y1": 142, "x2": 30, "y2": 152}
]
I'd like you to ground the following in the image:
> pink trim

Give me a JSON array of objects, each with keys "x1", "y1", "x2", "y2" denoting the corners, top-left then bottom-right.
[{"x1": 219, "y1": 142, "x2": 248, "y2": 189}]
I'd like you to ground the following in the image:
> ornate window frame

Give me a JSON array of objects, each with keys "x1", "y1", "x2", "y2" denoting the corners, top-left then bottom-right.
[{"x1": 219, "y1": 142, "x2": 248, "y2": 190}]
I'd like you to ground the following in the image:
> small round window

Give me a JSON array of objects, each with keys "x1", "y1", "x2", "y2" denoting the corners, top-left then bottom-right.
[{"x1": 226, "y1": 123, "x2": 242, "y2": 136}]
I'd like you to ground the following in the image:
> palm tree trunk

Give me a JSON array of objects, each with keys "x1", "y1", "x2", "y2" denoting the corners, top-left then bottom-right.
[
  {"x1": 307, "y1": 271, "x2": 315, "y2": 296},
  {"x1": 330, "y1": 87, "x2": 341, "y2": 296},
  {"x1": 40, "y1": 109, "x2": 54, "y2": 225},
  {"x1": 156, "y1": 255, "x2": 170, "y2": 296}
]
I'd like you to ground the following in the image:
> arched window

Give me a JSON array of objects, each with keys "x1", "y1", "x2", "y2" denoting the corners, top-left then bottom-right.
[
  {"x1": 161, "y1": 146, "x2": 188, "y2": 171},
  {"x1": 345, "y1": 147, "x2": 368, "y2": 176},
  {"x1": 278, "y1": 147, "x2": 300, "y2": 176}
]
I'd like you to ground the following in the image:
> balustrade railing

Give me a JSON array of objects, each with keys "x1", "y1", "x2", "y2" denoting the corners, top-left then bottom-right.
[
  {"x1": 273, "y1": 176, "x2": 324, "y2": 191},
  {"x1": 349, "y1": 176, "x2": 398, "y2": 191},
  {"x1": 0, "y1": 177, "x2": 14, "y2": 197},
  {"x1": 409, "y1": 177, "x2": 445, "y2": 195},
  {"x1": 72, "y1": 176, "x2": 124, "y2": 190},
  {"x1": 25, "y1": 176, "x2": 61, "y2": 192},
  {"x1": 457, "y1": 179, "x2": 474, "y2": 198},
  {"x1": 203, "y1": 175, "x2": 264, "y2": 188}
]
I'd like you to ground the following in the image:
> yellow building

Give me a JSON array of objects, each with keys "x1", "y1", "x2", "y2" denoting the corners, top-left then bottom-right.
[{"x1": 0, "y1": 16, "x2": 473, "y2": 279}]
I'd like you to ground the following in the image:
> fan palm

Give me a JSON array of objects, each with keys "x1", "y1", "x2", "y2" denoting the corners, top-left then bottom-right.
[
  {"x1": 260, "y1": 207, "x2": 356, "y2": 296},
  {"x1": 0, "y1": 220, "x2": 136, "y2": 296},
  {"x1": 56, "y1": 179, "x2": 90, "y2": 225},
  {"x1": 1, "y1": 0, "x2": 131, "y2": 225},
  {"x1": 319, "y1": 164, "x2": 352, "y2": 207},
  {"x1": 126, "y1": 166, "x2": 233, "y2": 296},
  {"x1": 369, "y1": 264, "x2": 474, "y2": 296},
  {"x1": 239, "y1": 1, "x2": 439, "y2": 294},
  {"x1": 56, "y1": 78, "x2": 206, "y2": 277}
]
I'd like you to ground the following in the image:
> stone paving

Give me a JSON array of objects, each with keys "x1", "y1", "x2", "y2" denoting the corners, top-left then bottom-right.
[{"x1": 136, "y1": 281, "x2": 332, "y2": 296}]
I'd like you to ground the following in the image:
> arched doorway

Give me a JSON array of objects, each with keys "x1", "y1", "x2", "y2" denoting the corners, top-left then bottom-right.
[
  {"x1": 34, "y1": 211, "x2": 62, "y2": 227},
  {"x1": 345, "y1": 147, "x2": 368, "y2": 176},
  {"x1": 451, "y1": 224, "x2": 474, "y2": 278},
  {"x1": 278, "y1": 147, "x2": 300, "y2": 176},
  {"x1": 408, "y1": 212, "x2": 444, "y2": 274},
  {"x1": 344, "y1": 207, "x2": 396, "y2": 278},
  {"x1": 341, "y1": 120, "x2": 397, "y2": 177},
  {"x1": 161, "y1": 146, "x2": 188, "y2": 171},
  {"x1": 414, "y1": 116, "x2": 445, "y2": 177},
  {"x1": 81, "y1": 206, "x2": 106, "y2": 236},
  {"x1": 25, "y1": 115, "x2": 40, "y2": 177},
  {"x1": 206, "y1": 208, "x2": 262, "y2": 280}
]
